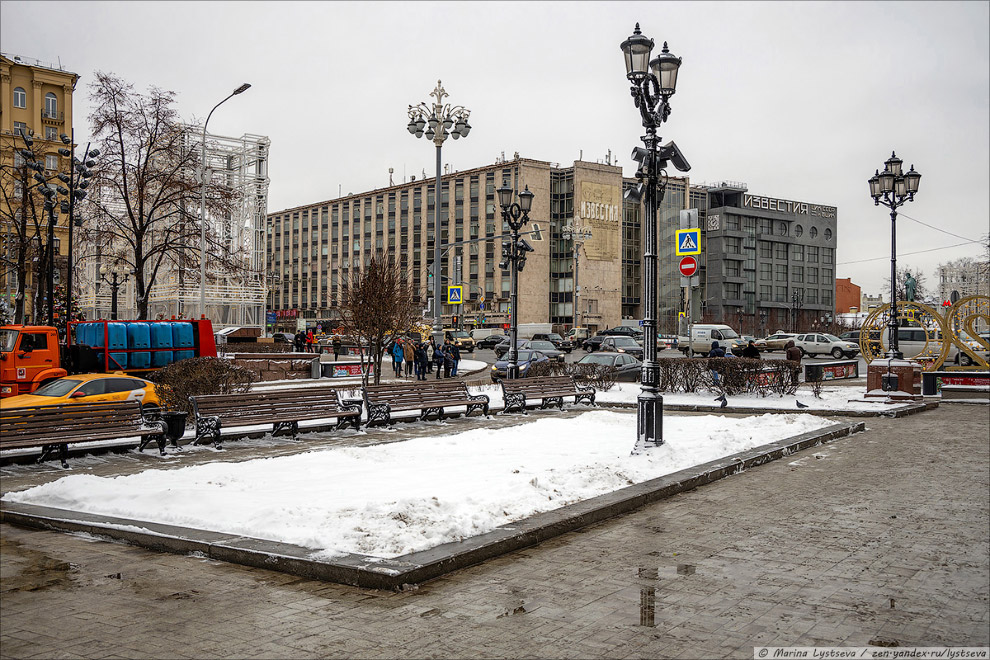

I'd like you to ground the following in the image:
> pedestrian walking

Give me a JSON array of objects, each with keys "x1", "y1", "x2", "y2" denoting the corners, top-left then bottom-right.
[
  {"x1": 391, "y1": 339, "x2": 404, "y2": 378},
  {"x1": 332, "y1": 336, "x2": 342, "y2": 360},
  {"x1": 450, "y1": 341, "x2": 461, "y2": 377},
  {"x1": 306, "y1": 330, "x2": 314, "y2": 353},
  {"x1": 403, "y1": 338, "x2": 415, "y2": 377},
  {"x1": 294, "y1": 331, "x2": 305, "y2": 353},
  {"x1": 742, "y1": 340, "x2": 761, "y2": 359},
  {"x1": 708, "y1": 341, "x2": 726, "y2": 358}
]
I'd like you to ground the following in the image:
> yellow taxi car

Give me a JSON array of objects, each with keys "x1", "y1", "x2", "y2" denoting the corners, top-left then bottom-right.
[{"x1": 0, "y1": 373, "x2": 163, "y2": 411}]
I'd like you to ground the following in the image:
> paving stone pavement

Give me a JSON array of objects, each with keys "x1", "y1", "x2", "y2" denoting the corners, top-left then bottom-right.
[{"x1": 1, "y1": 402, "x2": 988, "y2": 659}]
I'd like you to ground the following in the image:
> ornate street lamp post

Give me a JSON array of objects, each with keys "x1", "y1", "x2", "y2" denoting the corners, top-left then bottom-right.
[
  {"x1": 496, "y1": 183, "x2": 535, "y2": 379},
  {"x1": 199, "y1": 83, "x2": 251, "y2": 320},
  {"x1": 562, "y1": 222, "x2": 592, "y2": 330},
  {"x1": 408, "y1": 81, "x2": 472, "y2": 345},
  {"x1": 99, "y1": 264, "x2": 130, "y2": 320},
  {"x1": 620, "y1": 23, "x2": 689, "y2": 451},
  {"x1": 56, "y1": 131, "x2": 99, "y2": 325},
  {"x1": 868, "y1": 152, "x2": 921, "y2": 359}
]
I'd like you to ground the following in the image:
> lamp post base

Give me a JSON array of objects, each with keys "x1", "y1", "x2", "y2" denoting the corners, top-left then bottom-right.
[{"x1": 634, "y1": 390, "x2": 664, "y2": 453}]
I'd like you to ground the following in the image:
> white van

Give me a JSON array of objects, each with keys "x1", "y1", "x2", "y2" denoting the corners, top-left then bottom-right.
[
  {"x1": 677, "y1": 324, "x2": 745, "y2": 357},
  {"x1": 470, "y1": 328, "x2": 504, "y2": 341}
]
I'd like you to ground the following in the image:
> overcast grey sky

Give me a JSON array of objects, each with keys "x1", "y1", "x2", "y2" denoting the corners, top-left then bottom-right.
[{"x1": 2, "y1": 1, "x2": 987, "y2": 297}]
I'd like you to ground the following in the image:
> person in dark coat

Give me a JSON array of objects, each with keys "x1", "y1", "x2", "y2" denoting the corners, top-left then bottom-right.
[
  {"x1": 442, "y1": 341, "x2": 454, "y2": 378},
  {"x1": 708, "y1": 341, "x2": 726, "y2": 358},
  {"x1": 414, "y1": 342, "x2": 428, "y2": 380},
  {"x1": 741, "y1": 340, "x2": 761, "y2": 359},
  {"x1": 450, "y1": 342, "x2": 461, "y2": 376},
  {"x1": 433, "y1": 341, "x2": 446, "y2": 379},
  {"x1": 294, "y1": 331, "x2": 306, "y2": 352},
  {"x1": 332, "y1": 336, "x2": 342, "y2": 360},
  {"x1": 785, "y1": 339, "x2": 803, "y2": 384}
]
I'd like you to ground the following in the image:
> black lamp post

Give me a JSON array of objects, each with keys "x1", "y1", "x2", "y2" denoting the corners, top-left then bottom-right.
[
  {"x1": 496, "y1": 183, "x2": 535, "y2": 379},
  {"x1": 791, "y1": 289, "x2": 803, "y2": 330},
  {"x1": 868, "y1": 152, "x2": 921, "y2": 359},
  {"x1": 407, "y1": 81, "x2": 472, "y2": 345},
  {"x1": 56, "y1": 131, "x2": 99, "y2": 326},
  {"x1": 620, "y1": 23, "x2": 689, "y2": 451},
  {"x1": 99, "y1": 264, "x2": 130, "y2": 320}
]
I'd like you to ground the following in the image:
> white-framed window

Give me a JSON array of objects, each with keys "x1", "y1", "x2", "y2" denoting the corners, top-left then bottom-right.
[
  {"x1": 14, "y1": 152, "x2": 25, "y2": 167},
  {"x1": 13, "y1": 87, "x2": 26, "y2": 108},
  {"x1": 44, "y1": 93, "x2": 58, "y2": 118},
  {"x1": 45, "y1": 154, "x2": 58, "y2": 170},
  {"x1": 13, "y1": 121, "x2": 27, "y2": 137},
  {"x1": 45, "y1": 126, "x2": 58, "y2": 141}
]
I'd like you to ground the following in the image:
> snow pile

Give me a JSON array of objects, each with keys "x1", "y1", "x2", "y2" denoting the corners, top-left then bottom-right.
[{"x1": 4, "y1": 411, "x2": 834, "y2": 559}]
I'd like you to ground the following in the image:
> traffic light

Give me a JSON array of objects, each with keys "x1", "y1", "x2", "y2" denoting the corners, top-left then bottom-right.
[{"x1": 452, "y1": 315, "x2": 459, "y2": 326}]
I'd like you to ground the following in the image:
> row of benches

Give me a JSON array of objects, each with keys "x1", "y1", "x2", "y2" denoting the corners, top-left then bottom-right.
[{"x1": 0, "y1": 376, "x2": 597, "y2": 467}]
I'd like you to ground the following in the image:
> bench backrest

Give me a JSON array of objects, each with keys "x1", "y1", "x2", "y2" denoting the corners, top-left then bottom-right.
[
  {"x1": 501, "y1": 375, "x2": 579, "y2": 396},
  {"x1": 363, "y1": 380, "x2": 471, "y2": 408},
  {"x1": 190, "y1": 387, "x2": 349, "y2": 424},
  {"x1": 0, "y1": 401, "x2": 149, "y2": 446}
]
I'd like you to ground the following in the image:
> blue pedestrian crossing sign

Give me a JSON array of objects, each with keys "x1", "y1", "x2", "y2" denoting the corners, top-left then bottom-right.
[
  {"x1": 675, "y1": 228, "x2": 701, "y2": 256},
  {"x1": 447, "y1": 285, "x2": 463, "y2": 305}
]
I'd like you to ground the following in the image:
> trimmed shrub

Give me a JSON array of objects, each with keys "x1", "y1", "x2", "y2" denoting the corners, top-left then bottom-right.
[{"x1": 148, "y1": 356, "x2": 257, "y2": 415}]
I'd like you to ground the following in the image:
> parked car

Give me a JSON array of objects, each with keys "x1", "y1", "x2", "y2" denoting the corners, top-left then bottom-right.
[
  {"x1": 272, "y1": 332, "x2": 294, "y2": 344},
  {"x1": 576, "y1": 352, "x2": 642, "y2": 381},
  {"x1": 582, "y1": 335, "x2": 608, "y2": 352},
  {"x1": 0, "y1": 373, "x2": 164, "y2": 411},
  {"x1": 493, "y1": 339, "x2": 527, "y2": 359},
  {"x1": 532, "y1": 332, "x2": 573, "y2": 353},
  {"x1": 565, "y1": 327, "x2": 590, "y2": 343},
  {"x1": 521, "y1": 340, "x2": 566, "y2": 363},
  {"x1": 793, "y1": 333, "x2": 860, "y2": 359},
  {"x1": 475, "y1": 334, "x2": 506, "y2": 350},
  {"x1": 599, "y1": 336, "x2": 644, "y2": 360},
  {"x1": 599, "y1": 325, "x2": 644, "y2": 340},
  {"x1": 490, "y1": 350, "x2": 549, "y2": 381},
  {"x1": 763, "y1": 333, "x2": 797, "y2": 352}
]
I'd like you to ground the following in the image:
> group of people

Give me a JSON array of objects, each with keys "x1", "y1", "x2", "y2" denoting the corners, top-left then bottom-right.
[
  {"x1": 390, "y1": 336, "x2": 462, "y2": 380},
  {"x1": 706, "y1": 340, "x2": 762, "y2": 359},
  {"x1": 294, "y1": 330, "x2": 342, "y2": 356}
]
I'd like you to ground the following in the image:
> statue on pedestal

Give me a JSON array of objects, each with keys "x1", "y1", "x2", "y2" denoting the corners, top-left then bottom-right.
[{"x1": 905, "y1": 273, "x2": 917, "y2": 302}]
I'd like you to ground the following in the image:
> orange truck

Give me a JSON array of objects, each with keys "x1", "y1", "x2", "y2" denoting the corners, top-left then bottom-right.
[{"x1": 0, "y1": 319, "x2": 217, "y2": 398}]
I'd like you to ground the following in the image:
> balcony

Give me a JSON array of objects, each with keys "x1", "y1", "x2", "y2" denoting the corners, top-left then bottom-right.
[{"x1": 42, "y1": 110, "x2": 64, "y2": 124}]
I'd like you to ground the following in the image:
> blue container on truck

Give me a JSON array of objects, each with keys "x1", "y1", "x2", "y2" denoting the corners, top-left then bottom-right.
[
  {"x1": 172, "y1": 322, "x2": 195, "y2": 362},
  {"x1": 127, "y1": 322, "x2": 151, "y2": 369},
  {"x1": 150, "y1": 322, "x2": 173, "y2": 367},
  {"x1": 106, "y1": 322, "x2": 128, "y2": 369}
]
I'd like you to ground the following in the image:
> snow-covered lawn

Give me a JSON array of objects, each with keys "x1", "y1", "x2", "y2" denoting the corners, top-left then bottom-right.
[{"x1": 3, "y1": 410, "x2": 835, "y2": 559}]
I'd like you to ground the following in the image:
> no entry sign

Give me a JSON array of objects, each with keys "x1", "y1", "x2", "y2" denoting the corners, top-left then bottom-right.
[{"x1": 678, "y1": 256, "x2": 699, "y2": 277}]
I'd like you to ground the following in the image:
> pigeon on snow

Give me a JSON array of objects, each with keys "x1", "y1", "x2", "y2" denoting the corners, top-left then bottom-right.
[
  {"x1": 715, "y1": 394, "x2": 728, "y2": 408},
  {"x1": 796, "y1": 400, "x2": 809, "y2": 409}
]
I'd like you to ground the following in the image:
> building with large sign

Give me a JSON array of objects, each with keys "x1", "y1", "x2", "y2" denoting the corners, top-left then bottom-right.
[{"x1": 267, "y1": 154, "x2": 836, "y2": 337}]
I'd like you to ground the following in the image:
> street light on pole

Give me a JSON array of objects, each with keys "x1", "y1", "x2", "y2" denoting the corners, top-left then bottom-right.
[
  {"x1": 408, "y1": 80, "x2": 472, "y2": 345},
  {"x1": 199, "y1": 83, "x2": 251, "y2": 320},
  {"x1": 57, "y1": 131, "x2": 99, "y2": 328},
  {"x1": 561, "y1": 222, "x2": 592, "y2": 331},
  {"x1": 496, "y1": 183, "x2": 535, "y2": 380},
  {"x1": 868, "y1": 152, "x2": 921, "y2": 359},
  {"x1": 99, "y1": 263, "x2": 130, "y2": 320},
  {"x1": 620, "y1": 23, "x2": 689, "y2": 452}
]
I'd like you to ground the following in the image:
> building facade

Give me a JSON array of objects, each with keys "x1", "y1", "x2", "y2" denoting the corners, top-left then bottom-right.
[
  {"x1": 699, "y1": 189, "x2": 837, "y2": 336},
  {"x1": 0, "y1": 53, "x2": 78, "y2": 322},
  {"x1": 835, "y1": 277, "x2": 862, "y2": 313},
  {"x1": 267, "y1": 155, "x2": 836, "y2": 338},
  {"x1": 938, "y1": 258, "x2": 990, "y2": 303}
]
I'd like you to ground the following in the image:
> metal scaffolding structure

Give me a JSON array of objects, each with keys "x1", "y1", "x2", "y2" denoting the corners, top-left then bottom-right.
[{"x1": 77, "y1": 129, "x2": 270, "y2": 327}]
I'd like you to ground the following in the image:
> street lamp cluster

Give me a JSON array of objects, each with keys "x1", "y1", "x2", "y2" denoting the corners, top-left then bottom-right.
[
  {"x1": 16, "y1": 132, "x2": 99, "y2": 326},
  {"x1": 561, "y1": 223, "x2": 592, "y2": 330},
  {"x1": 620, "y1": 23, "x2": 688, "y2": 451},
  {"x1": 99, "y1": 263, "x2": 130, "y2": 320},
  {"x1": 496, "y1": 184, "x2": 535, "y2": 379},
  {"x1": 407, "y1": 80, "x2": 472, "y2": 344},
  {"x1": 868, "y1": 152, "x2": 921, "y2": 359}
]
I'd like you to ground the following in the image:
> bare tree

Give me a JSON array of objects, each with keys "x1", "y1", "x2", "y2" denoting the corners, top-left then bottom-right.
[
  {"x1": 87, "y1": 72, "x2": 238, "y2": 319},
  {"x1": 339, "y1": 252, "x2": 419, "y2": 385},
  {"x1": 0, "y1": 138, "x2": 60, "y2": 324}
]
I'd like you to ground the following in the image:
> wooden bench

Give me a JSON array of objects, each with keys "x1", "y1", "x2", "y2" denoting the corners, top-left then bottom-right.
[
  {"x1": 0, "y1": 401, "x2": 167, "y2": 468},
  {"x1": 498, "y1": 375, "x2": 596, "y2": 414},
  {"x1": 361, "y1": 380, "x2": 490, "y2": 427},
  {"x1": 190, "y1": 386, "x2": 362, "y2": 448}
]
